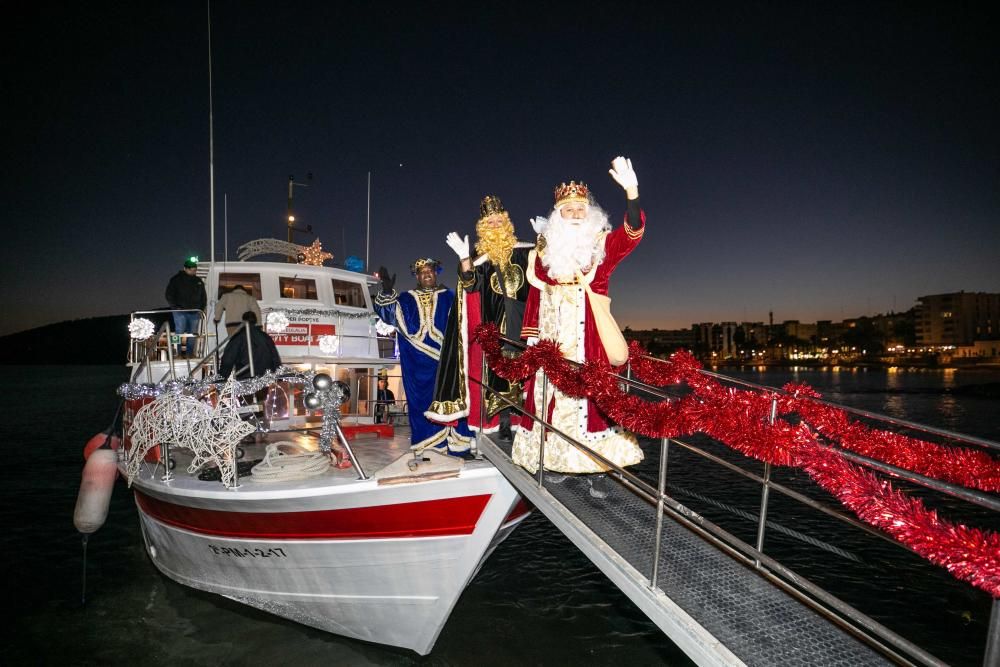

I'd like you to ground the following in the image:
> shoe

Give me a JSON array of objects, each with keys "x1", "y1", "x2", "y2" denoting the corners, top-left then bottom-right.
[
  {"x1": 499, "y1": 425, "x2": 513, "y2": 441},
  {"x1": 545, "y1": 472, "x2": 568, "y2": 484},
  {"x1": 588, "y1": 474, "x2": 610, "y2": 499}
]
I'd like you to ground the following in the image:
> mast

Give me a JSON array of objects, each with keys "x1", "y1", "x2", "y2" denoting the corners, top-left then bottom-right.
[
  {"x1": 207, "y1": 0, "x2": 216, "y2": 265},
  {"x1": 365, "y1": 170, "x2": 371, "y2": 272}
]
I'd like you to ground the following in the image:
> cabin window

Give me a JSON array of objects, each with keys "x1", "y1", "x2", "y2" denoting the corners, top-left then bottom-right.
[
  {"x1": 332, "y1": 279, "x2": 367, "y2": 307},
  {"x1": 218, "y1": 273, "x2": 262, "y2": 299},
  {"x1": 279, "y1": 277, "x2": 318, "y2": 300}
]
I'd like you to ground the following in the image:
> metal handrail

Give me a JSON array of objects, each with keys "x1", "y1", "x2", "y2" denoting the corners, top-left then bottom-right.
[{"x1": 480, "y1": 334, "x2": 995, "y2": 666}]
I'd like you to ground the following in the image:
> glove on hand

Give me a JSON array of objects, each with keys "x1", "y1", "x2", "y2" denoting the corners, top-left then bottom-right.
[
  {"x1": 445, "y1": 232, "x2": 470, "y2": 259},
  {"x1": 608, "y1": 156, "x2": 638, "y2": 192},
  {"x1": 526, "y1": 337, "x2": 539, "y2": 347},
  {"x1": 530, "y1": 216, "x2": 548, "y2": 236},
  {"x1": 377, "y1": 266, "x2": 396, "y2": 293}
]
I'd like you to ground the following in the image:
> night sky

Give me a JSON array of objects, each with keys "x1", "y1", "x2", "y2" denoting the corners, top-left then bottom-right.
[{"x1": 5, "y1": 2, "x2": 997, "y2": 336}]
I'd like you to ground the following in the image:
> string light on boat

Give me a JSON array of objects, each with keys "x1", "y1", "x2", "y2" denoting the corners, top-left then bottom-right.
[
  {"x1": 318, "y1": 335, "x2": 339, "y2": 355},
  {"x1": 128, "y1": 318, "x2": 155, "y2": 340},
  {"x1": 266, "y1": 311, "x2": 290, "y2": 334},
  {"x1": 301, "y1": 238, "x2": 333, "y2": 266}
]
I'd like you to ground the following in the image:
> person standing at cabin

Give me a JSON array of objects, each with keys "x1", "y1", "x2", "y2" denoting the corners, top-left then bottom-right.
[
  {"x1": 165, "y1": 257, "x2": 207, "y2": 358},
  {"x1": 511, "y1": 156, "x2": 645, "y2": 498},
  {"x1": 426, "y1": 195, "x2": 533, "y2": 441},
  {"x1": 374, "y1": 259, "x2": 474, "y2": 456},
  {"x1": 214, "y1": 284, "x2": 261, "y2": 337},
  {"x1": 374, "y1": 377, "x2": 395, "y2": 424},
  {"x1": 219, "y1": 311, "x2": 283, "y2": 379}
]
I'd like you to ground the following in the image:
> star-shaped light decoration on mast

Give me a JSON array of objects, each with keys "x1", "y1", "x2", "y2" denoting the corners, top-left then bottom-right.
[{"x1": 301, "y1": 238, "x2": 333, "y2": 266}]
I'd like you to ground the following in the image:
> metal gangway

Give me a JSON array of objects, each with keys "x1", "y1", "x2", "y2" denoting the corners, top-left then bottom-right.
[{"x1": 473, "y1": 345, "x2": 1000, "y2": 667}]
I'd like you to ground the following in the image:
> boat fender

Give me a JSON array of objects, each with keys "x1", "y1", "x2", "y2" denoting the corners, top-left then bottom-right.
[
  {"x1": 84, "y1": 431, "x2": 121, "y2": 461},
  {"x1": 73, "y1": 449, "x2": 118, "y2": 534}
]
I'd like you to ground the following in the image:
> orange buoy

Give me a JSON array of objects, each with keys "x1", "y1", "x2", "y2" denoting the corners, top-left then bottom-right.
[
  {"x1": 83, "y1": 432, "x2": 121, "y2": 461},
  {"x1": 73, "y1": 449, "x2": 118, "y2": 534}
]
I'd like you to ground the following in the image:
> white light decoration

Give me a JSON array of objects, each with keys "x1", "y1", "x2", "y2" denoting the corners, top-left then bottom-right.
[
  {"x1": 128, "y1": 317, "x2": 155, "y2": 340},
  {"x1": 375, "y1": 318, "x2": 395, "y2": 336},
  {"x1": 318, "y1": 334, "x2": 339, "y2": 354},
  {"x1": 266, "y1": 311, "x2": 289, "y2": 334}
]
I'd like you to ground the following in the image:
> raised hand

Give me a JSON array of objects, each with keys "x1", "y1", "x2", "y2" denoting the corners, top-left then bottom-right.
[
  {"x1": 445, "y1": 232, "x2": 470, "y2": 260},
  {"x1": 377, "y1": 266, "x2": 396, "y2": 293},
  {"x1": 608, "y1": 156, "x2": 639, "y2": 198},
  {"x1": 530, "y1": 216, "x2": 548, "y2": 236}
]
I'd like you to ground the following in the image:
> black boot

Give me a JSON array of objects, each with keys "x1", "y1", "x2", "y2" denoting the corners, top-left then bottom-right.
[{"x1": 498, "y1": 409, "x2": 513, "y2": 440}]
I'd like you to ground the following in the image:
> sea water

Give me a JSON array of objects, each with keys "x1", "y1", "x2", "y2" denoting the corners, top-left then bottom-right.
[{"x1": 2, "y1": 365, "x2": 998, "y2": 666}]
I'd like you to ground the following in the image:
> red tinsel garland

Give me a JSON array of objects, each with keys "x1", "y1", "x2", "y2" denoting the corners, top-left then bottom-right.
[{"x1": 473, "y1": 323, "x2": 1000, "y2": 598}]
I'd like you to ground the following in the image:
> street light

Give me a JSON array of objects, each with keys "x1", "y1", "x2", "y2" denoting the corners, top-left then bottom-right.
[{"x1": 286, "y1": 173, "x2": 313, "y2": 260}]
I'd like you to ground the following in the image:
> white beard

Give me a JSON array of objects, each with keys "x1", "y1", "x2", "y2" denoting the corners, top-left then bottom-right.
[{"x1": 540, "y1": 204, "x2": 611, "y2": 280}]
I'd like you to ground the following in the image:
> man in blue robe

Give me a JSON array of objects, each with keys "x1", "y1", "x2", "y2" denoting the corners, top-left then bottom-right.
[{"x1": 374, "y1": 258, "x2": 473, "y2": 455}]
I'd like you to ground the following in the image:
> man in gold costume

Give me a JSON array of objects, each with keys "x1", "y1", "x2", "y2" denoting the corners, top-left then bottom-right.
[{"x1": 426, "y1": 195, "x2": 533, "y2": 440}]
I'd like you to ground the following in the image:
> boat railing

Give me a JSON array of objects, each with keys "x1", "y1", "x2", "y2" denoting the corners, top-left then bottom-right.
[
  {"x1": 128, "y1": 309, "x2": 211, "y2": 381},
  {"x1": 477, "y1": 335, "x2": 1000, "y2": 667},
  {"x1": 354, "y1": 372, "x2": 407, "y2": 424}
]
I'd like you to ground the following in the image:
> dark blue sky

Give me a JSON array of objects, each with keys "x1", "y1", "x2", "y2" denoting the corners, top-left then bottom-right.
[{"x1": 4, "y1": 2, "x2": 997, "y2": 336}]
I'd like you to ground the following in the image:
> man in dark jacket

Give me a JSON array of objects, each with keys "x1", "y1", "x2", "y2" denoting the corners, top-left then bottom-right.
[
  {"x1": 165, "y1": 258, "x2": 207, "y2": 357},
  {"x1": 219, "y1": 311, "x2": 283, "y2": 379}
]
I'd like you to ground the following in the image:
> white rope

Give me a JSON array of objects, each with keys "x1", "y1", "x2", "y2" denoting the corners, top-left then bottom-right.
[{"x1": 250, "y1": 441, "x2": 330, "y2": 482}]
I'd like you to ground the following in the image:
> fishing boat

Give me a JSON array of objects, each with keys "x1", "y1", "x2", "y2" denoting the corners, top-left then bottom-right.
[{"x1": 88, "y1": 246, "x2": 530, "y2": 655}]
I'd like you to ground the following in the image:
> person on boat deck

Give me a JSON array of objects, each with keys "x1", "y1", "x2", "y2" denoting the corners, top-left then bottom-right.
[
  {"x1": 374, "y1": 377, "x2": 396, "y2": 424},
  {"x1": 374, "y1": 259, "x2": 474, "y2": 455},
  {"x1": 219, "y1": 311, "x2": 283, "y2": 379},
  {"x1": 165, "y1": 258, "x2": 207, "y2": 358},
  {"x1": 426, "y1": 195, "x2": 533, "y2": 441},
  {"x1": 214, "y1": 284, "x2": 261, "y2": 337},
  {"x1": 511, "y1": 156, "x2": 645, "y2": 497}
]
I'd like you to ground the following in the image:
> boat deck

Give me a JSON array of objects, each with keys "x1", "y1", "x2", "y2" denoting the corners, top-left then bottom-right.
[{"x1": 479, "y1": 433, "x2": 892, "y2": 667}]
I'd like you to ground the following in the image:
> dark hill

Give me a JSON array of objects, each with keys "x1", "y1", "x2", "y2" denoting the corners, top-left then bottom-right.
[{"x1": 0, "y1": 314, "x2": 168, "y2": 364}]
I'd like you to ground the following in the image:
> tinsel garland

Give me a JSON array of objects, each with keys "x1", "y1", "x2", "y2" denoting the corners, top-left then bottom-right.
[
  {"x1": 266, "y1": 307, "x2": 373, "y2": 320},
  {"x1": 473, "y1": 323, "x2": 1000, "y2": 597},
  {"x1": 117, "y1": 366, "x2": 313, "y2": 401}
]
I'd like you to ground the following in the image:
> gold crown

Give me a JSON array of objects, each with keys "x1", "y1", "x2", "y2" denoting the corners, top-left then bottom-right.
[
  {"x1": 553, "y1": 180, "x2": 589, "y2": 207},
  {"x1": 478, "y1": 194, "x2": 507, "y2": 221},
  {"x1": 410, "y1": 257, "x2": 442, "y2": 275}
]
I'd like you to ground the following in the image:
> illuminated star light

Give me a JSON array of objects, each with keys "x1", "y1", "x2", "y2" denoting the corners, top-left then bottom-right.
[{"x1": 301, "y1": 238, "x2": 333, "y2": 265}]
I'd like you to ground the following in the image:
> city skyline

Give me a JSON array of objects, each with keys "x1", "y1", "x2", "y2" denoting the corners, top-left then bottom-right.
[{"x1": 4, "y1": 3, "x2": 997, "y2": 336}]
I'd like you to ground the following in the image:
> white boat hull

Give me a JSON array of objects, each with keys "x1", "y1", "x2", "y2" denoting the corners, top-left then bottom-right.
[{"x1": 132, "y1": 466, "x2": 528, "y2": 654}]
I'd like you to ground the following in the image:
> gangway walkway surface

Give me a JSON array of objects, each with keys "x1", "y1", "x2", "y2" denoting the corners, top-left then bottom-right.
[{"x1": 479, "y1": 433, "x2": 892, "y2": 667}]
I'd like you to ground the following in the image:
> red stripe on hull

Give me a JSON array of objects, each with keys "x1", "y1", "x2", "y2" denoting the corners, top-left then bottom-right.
[
  {"x1": 503, "y1": 498, "x2": 532, "y2": 524},
  {"x1": 135, "y1": 491, "x2": 492, "y2": 539}
]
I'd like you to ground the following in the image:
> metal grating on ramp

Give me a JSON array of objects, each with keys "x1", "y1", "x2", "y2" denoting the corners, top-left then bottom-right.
[{"x1": 481, "y1": 434, "x2": 892, "y2": 667}]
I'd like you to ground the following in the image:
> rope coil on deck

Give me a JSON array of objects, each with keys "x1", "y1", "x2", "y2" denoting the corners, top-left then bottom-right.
[{"x1": 250, "y1": 442, "x2": 330, "y2": 482}]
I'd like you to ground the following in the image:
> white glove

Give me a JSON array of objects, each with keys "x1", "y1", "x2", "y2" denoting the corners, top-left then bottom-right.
[
  {"x1": 608, "y1": 156, "x2": 638, "y2": 192},
  {"x1": 526, "y1": 337, "x2": 539, "y2": 347},
  {"x1": 530, "y1": 216, "x2": 548, "y2": 236},
  {"x1": 445, "y1": 232, "x2": 470, "y2": 259}
]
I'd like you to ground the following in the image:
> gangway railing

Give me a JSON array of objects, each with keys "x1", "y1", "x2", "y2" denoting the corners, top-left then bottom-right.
[{"x1": 474, "y1": 334, "x2": 1000, "y2": 667}]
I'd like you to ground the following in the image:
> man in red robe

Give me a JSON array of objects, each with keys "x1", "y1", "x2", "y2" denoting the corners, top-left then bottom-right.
[{"x1": 512, "y1": 156, "x2": 645, "y2": 479}]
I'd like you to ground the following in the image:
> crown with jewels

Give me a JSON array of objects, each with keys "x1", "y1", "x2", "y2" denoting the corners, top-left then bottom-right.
[
  {"x1": 553, "y1": 180, "x2": 589, "y2": 207},
  {"x1": 410, "y1": 257, "x2": 443, "y2": 275},
  {"x1": 478, "y1": 195, "x2": 507, "y2": 221}
]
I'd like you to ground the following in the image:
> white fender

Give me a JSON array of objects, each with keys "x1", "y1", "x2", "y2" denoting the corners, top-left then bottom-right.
[{"x1": 73, "y1": 449, "x2": 118, "y2": 534}]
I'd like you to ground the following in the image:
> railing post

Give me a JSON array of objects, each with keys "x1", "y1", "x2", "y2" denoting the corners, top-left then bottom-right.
[
  {"x1": 536, "y1": 374, "x2": 548, "y2": 487},
  {"x1": 227, "y1": 440, "x2": 241, "y2": 489},
  {"x1": 159, "y1": 441, "x2": 173, "y2": 482},
  {"x1": 650, "y1": 437, "x2": 670, "y2": 590},
  {"x1": 476, "y1": 349, "x2": 487, "y2": 458},
  {"x1": 755, "y1": 397, "x2": 778, "y2": 566},
  {"x1": 983, "y1": 598, "x2": 1000, "y2": 667}
]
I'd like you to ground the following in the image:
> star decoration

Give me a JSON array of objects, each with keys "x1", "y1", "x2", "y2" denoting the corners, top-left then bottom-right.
[{"x1": 301, "y1": 238, "x2": 333, "y2": 265}]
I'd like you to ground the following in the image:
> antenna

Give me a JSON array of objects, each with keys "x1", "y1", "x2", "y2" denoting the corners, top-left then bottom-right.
[
  {"x1": 207, "y1": 0, "x2": 215, "y2": 266},
  {"x1": 366, "y1": 170, "x2": 372, "y2": 272}
]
